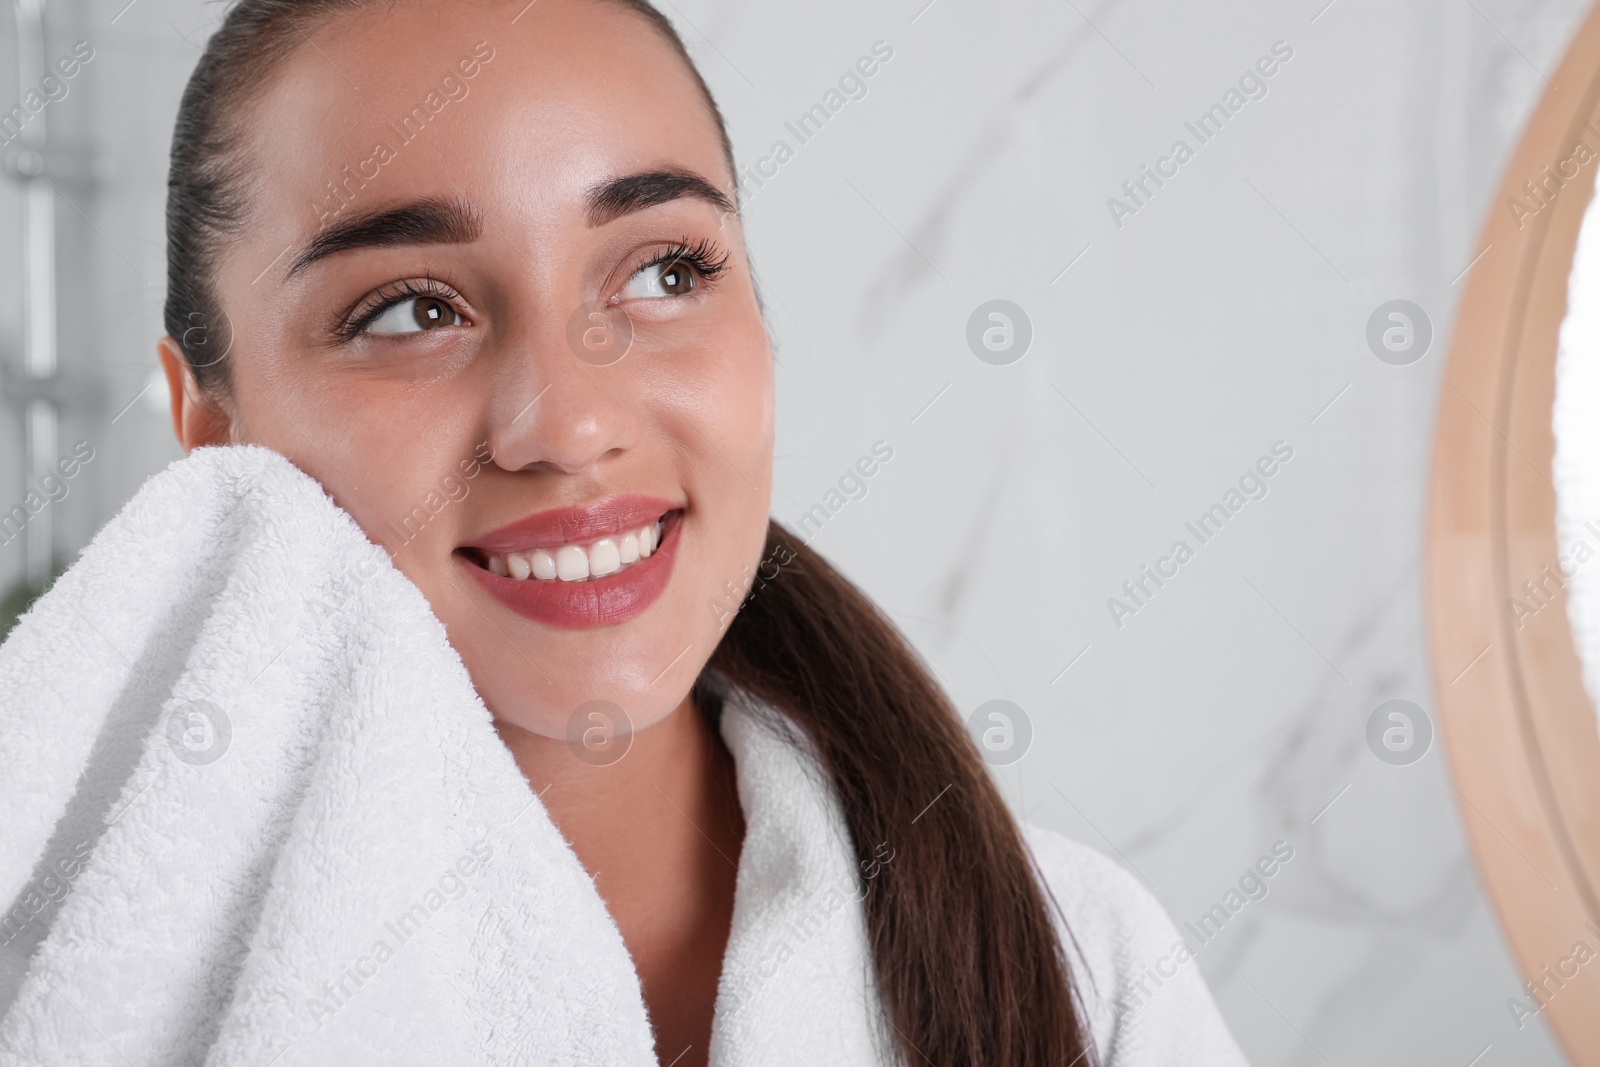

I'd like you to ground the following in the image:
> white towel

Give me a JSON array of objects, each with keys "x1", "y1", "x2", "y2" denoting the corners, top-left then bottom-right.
[{"x1": 0, "y1": 444, "x2": 1247, "y2": 1066}]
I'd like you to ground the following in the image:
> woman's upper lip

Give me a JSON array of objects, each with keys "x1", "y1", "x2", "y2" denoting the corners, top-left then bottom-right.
[{"x1": 461, "y1": 494, "x2": 679, "y2": 552}]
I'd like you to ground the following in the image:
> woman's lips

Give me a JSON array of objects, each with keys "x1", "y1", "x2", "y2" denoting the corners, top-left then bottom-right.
[
  {"x1": 457, "y1": 500, "x2": 683, "y2": 630},
  {"x1": 461, "y1": 494, "x2": 677, "y2": 552}
]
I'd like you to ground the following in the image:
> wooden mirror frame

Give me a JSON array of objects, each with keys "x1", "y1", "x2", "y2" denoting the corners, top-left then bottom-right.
[{"x1": 1428, "y1": 2, "x2": 1600, "y2": 1060}]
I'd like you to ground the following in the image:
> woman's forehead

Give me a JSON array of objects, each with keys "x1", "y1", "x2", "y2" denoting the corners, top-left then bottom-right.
[{"x1": 240, "y1": 0, "x2": 730, "y2": 227}]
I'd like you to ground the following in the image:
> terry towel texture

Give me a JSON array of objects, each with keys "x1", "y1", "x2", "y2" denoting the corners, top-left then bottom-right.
[{"x1": 0, "y1": 445, "x2": 1247, "y2": 1065}]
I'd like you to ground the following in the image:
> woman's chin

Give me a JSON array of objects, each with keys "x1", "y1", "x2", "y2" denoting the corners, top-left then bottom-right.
[{"x1": 481, "y1": 681, "x2": 687, "y2": 748}]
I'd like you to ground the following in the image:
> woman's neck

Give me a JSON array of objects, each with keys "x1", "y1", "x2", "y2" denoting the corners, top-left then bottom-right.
[{"x1": 493, "y1": 692, "x2": 745, "y2": 1067}]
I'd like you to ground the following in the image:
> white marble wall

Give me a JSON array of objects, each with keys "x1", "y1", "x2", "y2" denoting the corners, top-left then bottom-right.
[{"x1": 0, "y1": 0, "x2": 1593, "y2": 1062}]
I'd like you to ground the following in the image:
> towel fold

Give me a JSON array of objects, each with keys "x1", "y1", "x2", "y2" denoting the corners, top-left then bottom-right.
[{"x1": 0, "y1": 444, "x2": 663, "y2": 1065}]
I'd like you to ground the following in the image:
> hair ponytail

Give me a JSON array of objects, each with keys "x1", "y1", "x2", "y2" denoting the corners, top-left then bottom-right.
[{"x1": 710, "y1": 522, "x2": 1095, "y2": 1066}]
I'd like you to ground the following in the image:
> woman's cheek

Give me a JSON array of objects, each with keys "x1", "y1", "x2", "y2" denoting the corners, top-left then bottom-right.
[
  {"x1": 238, "y1": 358, "x2": 477, "y2": 563},
  {"x1": 695, "y1": 317, "x2": 773, "y2": 451},
  {"x1": 663, "y1": 334, "x2": 772, "y2": 610}
]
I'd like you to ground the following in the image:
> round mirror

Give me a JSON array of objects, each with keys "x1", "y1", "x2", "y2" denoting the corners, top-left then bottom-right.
[{"x1": 1428, "y1": 2, "x2": 1600, "y2": 1059}]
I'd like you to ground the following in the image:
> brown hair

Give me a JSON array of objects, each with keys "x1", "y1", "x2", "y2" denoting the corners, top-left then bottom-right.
[{"x1": 165, "y1": 3, "x2": 1095, "y2": 1063}]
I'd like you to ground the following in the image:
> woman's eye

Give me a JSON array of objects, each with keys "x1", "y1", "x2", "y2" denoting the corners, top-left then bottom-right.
[
  {"x1": 621, "y1": 258, "x2": 697, "y2": 300},
  {"x1": 365, "y1": 295, "x2": 464, "y2": 335}
]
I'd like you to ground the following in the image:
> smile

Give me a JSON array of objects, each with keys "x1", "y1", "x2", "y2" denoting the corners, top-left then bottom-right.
[
  {"x1": 477, "y1": 516, "x2": 665, "y2": 582},
  {"x1": 457, "y1": 496, "x2": 684, "y2": 629}
]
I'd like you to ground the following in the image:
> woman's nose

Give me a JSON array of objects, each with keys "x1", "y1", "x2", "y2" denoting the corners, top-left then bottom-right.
[{"x1": 483, "y1": 313, "x2": 643, "y2": 475}]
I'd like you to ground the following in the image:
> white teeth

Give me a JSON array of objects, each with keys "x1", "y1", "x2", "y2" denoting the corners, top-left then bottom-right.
[
  {"x1": 555, "y1": 545, "x2": 589, "y2": 582},
  {"x1": 482, "y1": 518, "x2": 668, "y2": 582},
  {"x1": 589, "y1": 538, "x2": 621, "y2": 577}
]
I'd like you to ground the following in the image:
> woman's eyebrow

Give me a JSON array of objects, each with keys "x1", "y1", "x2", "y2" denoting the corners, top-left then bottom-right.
[
  {"x1": 285, "y1": 195, "x2": 482, "y2": 278},
  {"x1": 585, "y1": 168, "x2": 735, "y2": 227}
]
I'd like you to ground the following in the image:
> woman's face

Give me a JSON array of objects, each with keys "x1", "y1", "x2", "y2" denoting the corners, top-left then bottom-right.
[{"x1": 174, "y1": 0, "x2": 774, "y2": 741}]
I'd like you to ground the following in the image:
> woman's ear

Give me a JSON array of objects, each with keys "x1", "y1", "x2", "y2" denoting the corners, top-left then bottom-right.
[{"x1": 157, "y1": 337, "x2": 233, "y2": 452}]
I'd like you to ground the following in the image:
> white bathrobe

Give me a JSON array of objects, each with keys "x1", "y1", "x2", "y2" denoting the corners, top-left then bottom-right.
[{"x1": 0, "y1": 445, "x2": 1247, "y2": 1066}]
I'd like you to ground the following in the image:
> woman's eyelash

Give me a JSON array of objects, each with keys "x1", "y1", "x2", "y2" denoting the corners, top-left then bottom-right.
[
  {"x1": 331, "y1": 241, "x2": 725, "y2": 343},
  {"x1": 334, "y1": 276, "x2": 463, "y2": 342},
  {"x1": 633, "y1": 237, "x2": 730, "y2": 286}
]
